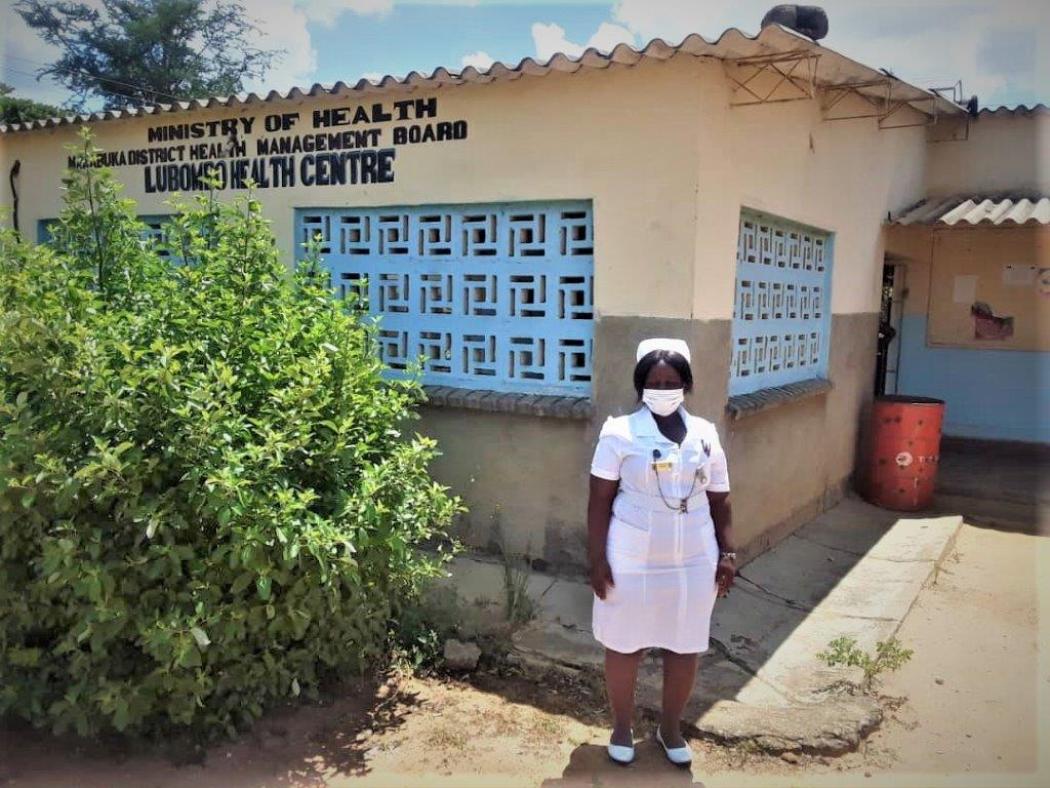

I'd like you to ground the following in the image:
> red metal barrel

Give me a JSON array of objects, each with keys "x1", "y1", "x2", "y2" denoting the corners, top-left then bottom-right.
[{"x1": 865, "y1": 395, "x2": 946, "y2": 511}]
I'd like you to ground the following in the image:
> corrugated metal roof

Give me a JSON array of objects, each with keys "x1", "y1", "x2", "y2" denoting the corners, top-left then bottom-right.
[
  {"x1": 0, "y1": 23, "x2": 964, "y2": 134},
  {"x1": 891, "y1": 195, "x2": 1050, "y2": 226},
  {"x1": 976, "y1": 103, "x2": 1048, "y2": 118}
]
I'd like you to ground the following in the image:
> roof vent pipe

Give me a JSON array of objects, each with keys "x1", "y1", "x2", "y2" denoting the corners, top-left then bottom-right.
[{"x1": 761, "y1": 5, "x2": 829, "y2": 41}]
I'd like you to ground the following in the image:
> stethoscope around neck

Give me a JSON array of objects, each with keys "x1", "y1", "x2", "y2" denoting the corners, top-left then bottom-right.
[{"x1": 650, "y1": 443, "x2": 711, "y2": 513}]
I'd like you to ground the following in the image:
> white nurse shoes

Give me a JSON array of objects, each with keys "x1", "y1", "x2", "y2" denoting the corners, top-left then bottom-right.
[
  {"x1": 606, "y1": 730, "x2": 635, "y2": 765},
  {"x1": 656, "y1": 725, "x2": 693, "y2": 767}
]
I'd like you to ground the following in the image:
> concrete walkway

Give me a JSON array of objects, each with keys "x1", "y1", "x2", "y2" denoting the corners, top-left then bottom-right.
[{"x1": 446, "y1": 496, "x2": 962, "y2": 755}]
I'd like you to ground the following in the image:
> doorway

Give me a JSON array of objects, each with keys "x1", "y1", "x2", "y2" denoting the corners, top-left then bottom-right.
[{"x1": 875, "y1": 261, "x2": 905, "y2": 396}]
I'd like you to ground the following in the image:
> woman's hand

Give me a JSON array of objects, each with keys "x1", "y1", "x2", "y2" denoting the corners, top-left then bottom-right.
[
  {"x1": 715, "y1": 557, "x2": 736, "y2": 598},
  {"x1": 587, "y1": 476, "x2": 619, "y2": 600},
  {"x1": 589, "y1": 557, "x2": 615, "y2": 600}
]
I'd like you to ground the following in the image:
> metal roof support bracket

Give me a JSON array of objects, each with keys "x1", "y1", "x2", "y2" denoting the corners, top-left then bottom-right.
[
  {"x1": 818, "y1": 79, "x2": 939, "y2": 129},
  {"x1": 820, "y1": 78, "x2": 892, "y2": 120},
  {"x1": 878, "y1": 95, "x2": 938, "y2": 129},
  {"x1": 724, "y1": 51, "x2": 819, "y2": 107}
]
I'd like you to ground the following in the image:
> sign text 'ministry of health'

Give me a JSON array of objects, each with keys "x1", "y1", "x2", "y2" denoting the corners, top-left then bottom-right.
[{"x1": 68, "y1": 98, "x2": 468, "y2": 193}]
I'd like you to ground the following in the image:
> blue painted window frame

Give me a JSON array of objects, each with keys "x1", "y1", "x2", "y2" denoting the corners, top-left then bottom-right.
[
  {"x1": 729, "y1": 209, "x2": 834, "y2": 396},
  {"x1": 294, "y1": 201, "x2": 595, "y2": 396}
]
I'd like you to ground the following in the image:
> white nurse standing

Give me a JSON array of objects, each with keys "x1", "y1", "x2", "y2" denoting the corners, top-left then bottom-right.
[{"x1": 587, "y1": 338, "x2": 738, "y2": 768}]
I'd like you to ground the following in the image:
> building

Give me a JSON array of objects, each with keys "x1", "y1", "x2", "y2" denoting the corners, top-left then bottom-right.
[
  {"x1": 884, "y1": 105, "x2": 1050, "y2": 444},
  {"x1": 1, "y1": 24, "x2": 1045, "y2": 567}
]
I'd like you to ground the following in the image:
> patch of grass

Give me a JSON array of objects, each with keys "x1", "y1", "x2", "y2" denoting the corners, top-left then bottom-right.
[
  {"x1": 817, "y1": 636, "x2": 914, "y2": 693},
  {"x1": 527, "y1": 715, "x2": 565, "y2": 744},
  {"x1": 486, "y1": 708, "x2": 520, "y2": 738},
  {"x1": 494, "y1": 539, "x2": 536, "y2": 627},
  {"x1": 503, "y1": 558, "x2": 535, "y2": 626},
  {"x1": 426, "y1": 721, "x2": 469, "y2": 751}
]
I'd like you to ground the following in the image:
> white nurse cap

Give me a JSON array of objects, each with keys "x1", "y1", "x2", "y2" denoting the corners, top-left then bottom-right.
[{"x1": 636, "y1": 337, "x2": 691, "y2": 363}]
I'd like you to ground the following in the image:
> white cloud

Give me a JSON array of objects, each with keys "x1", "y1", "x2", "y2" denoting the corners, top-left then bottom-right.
[
  {"x1": 586, "y1": 22, "x2": 636, "y2": 53},
  {"x1": 297, "y1": 0, "x2": 394, "y2": 27},
  {"x1": 531, "y1": 20, "x2": 636, "y2": 61},
  {"x1": 531, "y1": 23, "x2": 583, "y2": 61},
  {"x1": 244, "y1": 0, "x2": 318, "y2": 92},
  {"x1": 612, "y1": 0, "x2": 708, "y2": 43},
  {"x1": 247, "y1": 0, "x2": 405, "y2": 90},
  {"x1": 460, "y1": 51, "x2": 495, "y2": 71},
  {"x1": 604, "y1": 0, "x2": 1048, "y2": 106},
  {"x1": 360, "y1": 72, "x2": 385, "y2": 82}
]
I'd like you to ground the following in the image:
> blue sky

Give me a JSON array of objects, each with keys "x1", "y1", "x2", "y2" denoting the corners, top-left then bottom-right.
[
  {"x1": 308, "y1": 2, "x2": 610, "y2": 82},
  {"x1": 2, "y1": 1, "x2": 1046, "y2": 110}
]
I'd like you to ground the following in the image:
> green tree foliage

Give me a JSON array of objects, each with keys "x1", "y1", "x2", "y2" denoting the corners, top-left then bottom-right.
[
  {"x1": 15, "y1": 0, "x2": 280, "y2": 110},
  {"x1": 0, "y1": 130, "x2": 461, "y2": 739},
  {"x1": 0, "y1": 83, "x2": 60, "y2": 126}
]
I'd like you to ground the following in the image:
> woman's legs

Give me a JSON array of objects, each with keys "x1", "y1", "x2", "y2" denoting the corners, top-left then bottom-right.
[
  {"x1": 605, "y1": 647, "x2": 645, "y2": 745},
  {"x1": 660, "y1": 650, "x2": 699, "y2": 747}
]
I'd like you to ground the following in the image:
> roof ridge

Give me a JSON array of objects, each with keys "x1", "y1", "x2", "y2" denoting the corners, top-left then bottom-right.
[{"x1": 0, "y1": 24, "x2": 962, "y2": 134}]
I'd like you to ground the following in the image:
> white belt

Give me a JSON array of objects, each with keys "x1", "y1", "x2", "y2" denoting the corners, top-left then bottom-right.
[{"x1": 616, "y1": 489, "x2": 708, "y2": 515}]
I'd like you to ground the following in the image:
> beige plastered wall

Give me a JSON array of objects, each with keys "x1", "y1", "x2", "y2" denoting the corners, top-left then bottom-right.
[
  {"x1": 682, "y1": 66, "x2": 928, "y2": 557},
  {"x1": 884, "y1": 110, "x2": 1048, "y2": 444},
  {"x1": 889, "y1": 111, "x2": 1050, "y2": 318},
  {"x1": 0, "y1": 58, "x2": 704, "y2": 319},
  {"x1": 0, "y1": 56, "x2": 932, "y2": 565},
  {"x1": 926, "y1": 111, "x2": 1050, "y2": 196}
]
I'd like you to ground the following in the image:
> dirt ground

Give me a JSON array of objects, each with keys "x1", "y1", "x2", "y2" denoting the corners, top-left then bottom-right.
[{"x1": 1, "y1": 520, "x2": 1046, "y2": 788}]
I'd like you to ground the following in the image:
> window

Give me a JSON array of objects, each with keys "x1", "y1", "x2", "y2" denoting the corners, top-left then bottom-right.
[
  {"x1": 139, "y1": 216, "x2": 176, "y2": 262},
  {"x1": 730, "y1": 210, "x2": 832, "y2": 396},
  {"x1": 38, "y1": 215, "x2": 176, "y2": 262},
  {"x1": 296, "y1": 201, "x2": 595, "y2": 396}
]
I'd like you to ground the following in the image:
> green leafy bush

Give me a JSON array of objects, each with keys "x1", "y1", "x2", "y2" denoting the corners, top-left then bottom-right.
[{"x1": 0, "y1": 131, "x2": 461, "y2": 739}]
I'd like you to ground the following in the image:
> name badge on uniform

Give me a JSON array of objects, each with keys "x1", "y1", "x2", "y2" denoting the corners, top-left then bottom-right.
[{"x1": 652, "y1": 461, "x2": 672, "y2": 471}]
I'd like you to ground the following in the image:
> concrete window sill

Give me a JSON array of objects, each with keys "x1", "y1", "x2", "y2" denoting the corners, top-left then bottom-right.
[
  {"x1": 726, "y1": 379, "x2": 833, "y2": 421},
  {"x1": 421, "y1": 385, "x2": 593, "y2": 420}
]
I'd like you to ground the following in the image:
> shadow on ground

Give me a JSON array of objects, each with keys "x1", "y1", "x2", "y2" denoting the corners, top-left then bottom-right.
[
  {"x1": 934, "y1": 440, "x2": 1048, "y2": 535},
  {"x1": 0, "y1": 674, "x2": 423, "y2": 787},
  {"x1": 540, "y1": 743, "x2": 707, "y2": 787}
]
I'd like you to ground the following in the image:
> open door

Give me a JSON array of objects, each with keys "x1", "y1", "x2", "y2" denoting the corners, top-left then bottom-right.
[{"x1": 875, "y1": 261, "x2": 905, "y2": 396}]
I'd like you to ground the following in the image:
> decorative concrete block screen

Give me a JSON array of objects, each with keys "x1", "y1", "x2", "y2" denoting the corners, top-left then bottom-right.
[
  {"x1": 730, "y1": 210, "x2": 833, "y2": 396},
  {"x1": 296, "y1": 201, "x2": 595, "y2": 396},
  {"x1": 139, "y1": 217, "x2": 176, "y2": 262},
  {"x1": 38, "y1": 215, "x2": 174, "y2": 262}
]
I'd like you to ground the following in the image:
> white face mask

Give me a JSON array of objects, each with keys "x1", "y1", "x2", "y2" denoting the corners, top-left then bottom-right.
[{"x1": 642, "y1": 388, "x2": 684, "y2": 417}]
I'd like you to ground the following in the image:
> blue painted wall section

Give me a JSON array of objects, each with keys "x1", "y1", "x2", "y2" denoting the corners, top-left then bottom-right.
[{"x1": 897, "y1": 314, "x2": 1050, "y2": 443}]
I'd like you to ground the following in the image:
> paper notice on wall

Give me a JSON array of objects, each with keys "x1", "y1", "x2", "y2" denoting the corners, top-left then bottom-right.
[
  {"x1": 1002, "y1": 263, "x2": 1037, "y2": 286},
  {"x1": 952, "y1": 274, "x2": 977, "y2": 304}
]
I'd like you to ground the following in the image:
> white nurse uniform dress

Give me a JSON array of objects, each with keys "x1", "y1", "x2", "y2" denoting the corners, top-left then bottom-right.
[{"x1": 590, "y1": 404, "x2": 730, "y2": 655}]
